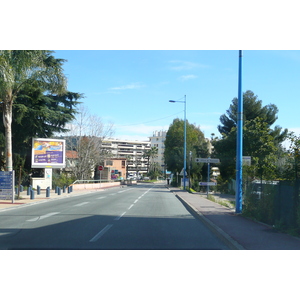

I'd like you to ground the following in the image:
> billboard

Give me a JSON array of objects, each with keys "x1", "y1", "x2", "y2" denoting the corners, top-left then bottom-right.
[{"x1": 32, "y1": 138, "x2": 66, "y2": 168}]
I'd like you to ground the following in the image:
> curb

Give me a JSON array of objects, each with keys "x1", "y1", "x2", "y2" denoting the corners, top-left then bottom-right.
[{"x1": 169, "y1": 188, "x2": 245, "y2": 250}]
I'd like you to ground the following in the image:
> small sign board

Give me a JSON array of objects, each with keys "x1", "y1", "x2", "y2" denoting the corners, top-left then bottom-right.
[
  {"x1": 199, "y1": 182, "x2": 217, "y2": 186},
  {"x1": 0, "y1": 171, "x2": 15, "y2": 202},
  {"x1": 195, "y1": 158, "x2": 220, "y2": 163},
  {"x1": 98, "y1": 165, "x2": 104, "y2": 171}
]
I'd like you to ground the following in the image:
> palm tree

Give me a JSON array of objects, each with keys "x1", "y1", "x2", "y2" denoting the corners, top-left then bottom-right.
[
  {"x1": 143, "y1": 147, "x2": 158, "y2": 174},
  {"x1": 0, "y1": 50, "x2": 67, "y2": 170}
]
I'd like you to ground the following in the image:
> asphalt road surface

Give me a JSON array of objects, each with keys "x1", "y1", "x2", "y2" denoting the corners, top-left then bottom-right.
[{"x1": 0, "y1": 183, "x2": 229, "y2": 250}]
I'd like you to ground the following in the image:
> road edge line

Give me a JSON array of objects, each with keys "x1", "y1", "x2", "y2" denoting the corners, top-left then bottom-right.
[{"x1": 171, "y1": 191, "x2": 245, "y2": 250}]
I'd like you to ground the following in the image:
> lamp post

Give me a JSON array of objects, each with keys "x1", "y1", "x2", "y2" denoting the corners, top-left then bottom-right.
[
  {"x1": 236, "y1": 50, "x2": 243, "y2": 213},
  {"x1": 169, "y1": 95, "x2": 187, "y2": 190}
]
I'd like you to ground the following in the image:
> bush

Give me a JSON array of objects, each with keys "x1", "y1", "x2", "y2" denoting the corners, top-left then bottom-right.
[{"x1": 52, "y1": 172, "x2": 76, "y2": 188}]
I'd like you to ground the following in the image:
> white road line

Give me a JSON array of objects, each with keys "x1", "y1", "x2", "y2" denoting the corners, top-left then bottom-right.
[
  {"x1": 27, "y1": 212, "x2": 60, "y2": 222},
  {"x1": 97, "y1": 196, "x2": 106, "y2": 199},
  {"x1": 27, "y1": 217, "x2": 39, "y2": 222},
  {"x1": 114, "y1": 212, "x2": 126, "y2": 221},
  {"x1": 128, "y1": 204, "x2": 134, "y2": 210},
  {"x1": 74, "y1": 202, "x2": 89, "y2": 207},
  {"x1": 90, "y1": 224, "x2": 113, "y2": 242}
]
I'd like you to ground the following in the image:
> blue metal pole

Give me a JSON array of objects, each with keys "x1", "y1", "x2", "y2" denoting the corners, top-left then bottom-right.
[
  {"x1": 235, "y1": 50, "x2": 243, "y2": 213},
  {"x1": 183, "y1": 95, "x2": 187, "y2": 190}
]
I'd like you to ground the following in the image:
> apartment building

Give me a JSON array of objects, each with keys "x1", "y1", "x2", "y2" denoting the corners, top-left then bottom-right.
[
  {"x1": 149, "y1": 130, "x2": 167, "y2": 174},
  {"x1": 101, "y1": 138, "x2": 151, "y2": 176}
]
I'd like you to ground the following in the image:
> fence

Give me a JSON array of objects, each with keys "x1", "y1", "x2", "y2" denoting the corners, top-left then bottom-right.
[{"x1": 243, "y1": 180, "x2": 300, "y2": 231}]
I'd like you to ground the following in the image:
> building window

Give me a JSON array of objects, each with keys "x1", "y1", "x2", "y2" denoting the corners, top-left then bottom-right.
[{"x1": 106, "y1": 160, "x2": 113, "y2": 166}]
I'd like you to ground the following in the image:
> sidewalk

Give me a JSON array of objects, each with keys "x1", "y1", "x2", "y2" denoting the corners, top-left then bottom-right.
[{"x1": 169, "y1": 187, "x2": 300, "y2": 250}]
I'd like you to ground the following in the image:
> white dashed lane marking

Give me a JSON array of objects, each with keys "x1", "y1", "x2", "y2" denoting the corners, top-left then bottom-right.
[{"x1": 27, "y1": 212, "x2": 60, "y2": 222}]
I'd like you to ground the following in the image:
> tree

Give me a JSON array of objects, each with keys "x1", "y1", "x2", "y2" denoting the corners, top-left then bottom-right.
[
  {"x1": 64, "y1": 105, "x2": 114, "y2": 180},
  {"x1": 0, "y1": 50, "x2": 67, "y2": 171},
  {"x1": 283, "y1": 132, "x2": 300, "y2": 181},
  {"x1": 214, "y1": 91, "x2": 288, "y2": 190},
  {"x1": 164, "y1": 118, "x2": 208, "y2": 188},
  {"x1": 218, "y1": 90, "x2": 281, "y2": 136},
  {"x1": 213, "y1": 117, "x2": 279, "y2": 184},
  {"x1": 243, "y1": 118, "x2": 278, "y2": 181},
  {"x1": 0, "y1": 86, "x2": 82, "y2": 170},
  {"x1": 143, "y1": 147, "x2": 158, "y2": 174}
]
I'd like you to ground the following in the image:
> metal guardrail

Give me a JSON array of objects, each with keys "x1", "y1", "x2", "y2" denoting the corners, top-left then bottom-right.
[
  {"x1": 72, "y1": 179, "x2": 116, "y2": 184},
  {"x1": 72, "y1": 179, "x2": 137, "y2": 185}
]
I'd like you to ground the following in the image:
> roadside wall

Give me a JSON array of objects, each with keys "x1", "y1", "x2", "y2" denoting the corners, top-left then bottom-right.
[{"x1": 71, "y1": 181, "x2": 121, "y2": 190}]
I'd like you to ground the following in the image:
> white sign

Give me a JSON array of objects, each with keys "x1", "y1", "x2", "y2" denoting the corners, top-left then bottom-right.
[
  {"x1": 195, "y1": 158, "x2": 220, "y2": 163},
  {"x1": 199, "y1": 182, "x2": 217, "y2": 186}
]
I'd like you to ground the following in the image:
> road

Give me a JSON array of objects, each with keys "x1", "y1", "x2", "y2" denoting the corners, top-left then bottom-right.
[{"x1": 0, "y1": 183, "x2": 229, "y2": 249}]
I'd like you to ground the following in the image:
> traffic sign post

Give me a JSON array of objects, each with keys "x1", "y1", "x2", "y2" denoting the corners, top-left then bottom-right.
[
  {"x1": 98, "y1": 166, "x2": 103, "y2": 183},
  {"x1": 195, "y1": 158, "x2": 220, "y2": 163},
  {"x1": 199, "y1": 182, "x2": 217, "y2": 186},
  {"x1": 195, "y1": 158, "x2": 220, "y2": 197}
]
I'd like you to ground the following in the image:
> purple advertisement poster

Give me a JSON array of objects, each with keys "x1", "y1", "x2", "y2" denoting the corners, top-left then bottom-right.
[{"x1": 32, "y1": 139, "x2": 65, "y2": 168}]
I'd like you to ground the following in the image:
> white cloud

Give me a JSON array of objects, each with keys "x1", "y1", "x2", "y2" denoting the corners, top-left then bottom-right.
[
  {"x1": 110, "y1": 82, "x2": 145, "y2": 90},
  {"x1": 288, "y1": 127, "x2": 300, "y2": 135},
  {"x1": 169, "y1": 60, "x2": 209, "y2": 71},
  {"x1": 179, "y1": 74, "x2": 198, "y2": 81}
]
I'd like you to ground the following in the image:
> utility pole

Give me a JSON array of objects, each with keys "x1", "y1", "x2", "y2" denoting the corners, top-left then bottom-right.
[{"x1": 235, "y1": 50, "x2": 243, "y2": 213}]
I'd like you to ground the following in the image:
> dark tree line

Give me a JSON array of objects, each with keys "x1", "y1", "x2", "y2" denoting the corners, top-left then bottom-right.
[{"x1": 0, "y1": 51, "x2": 82, "y2": 174}]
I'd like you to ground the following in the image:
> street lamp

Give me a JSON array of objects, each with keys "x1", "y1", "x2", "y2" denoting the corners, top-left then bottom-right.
[
  {"x1": 236, "y1": 50, "x2": 243, "y2": 213},
  {"x1": 169, "y1": 95, "x2": 187, "y2": 190}
]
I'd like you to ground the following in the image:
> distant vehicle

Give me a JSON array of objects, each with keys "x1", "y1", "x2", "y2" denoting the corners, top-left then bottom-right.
[
  {"x1": 143, "y1": 177, "x2": 150, "y2": 180},
  {"x1": 127, "y1": 173, "x2": 137, "y2": 180}
]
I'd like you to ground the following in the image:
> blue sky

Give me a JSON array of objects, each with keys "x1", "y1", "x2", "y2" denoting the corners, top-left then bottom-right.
[{"x1": 53, "y1": 50, "x2": 300, "y2": 142}]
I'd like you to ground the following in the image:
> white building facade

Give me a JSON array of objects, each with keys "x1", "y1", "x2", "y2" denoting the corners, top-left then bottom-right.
[
  {"x1": 101, "y1": 139, "x2": 151, "y2": 176},
  {"x1": 149, "y1": 130, "x2": 167, "y2": 174}
]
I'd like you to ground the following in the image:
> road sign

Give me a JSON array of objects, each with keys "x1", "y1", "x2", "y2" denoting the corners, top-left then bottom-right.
[
  {"x1": 199, "y1": 182, "x2": 217, "y2": 186},
  {"x1": 179, "y1": 168, "x2": 187, "y2": 176},
  {"x1": 195, "y1": 158, "x2": 220, "y2": 163},
  {"x1": 0, "y1": 171, "x2": 15, "y2": 202},
  {"x1": 98, "y1": 165, "x2": 103, "y2": 171},
  {"x1": 243, "y1": 156, "x2": 251, "y2": 166}
]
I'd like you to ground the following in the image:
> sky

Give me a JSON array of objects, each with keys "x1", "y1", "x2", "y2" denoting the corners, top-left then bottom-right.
[{"x1": 53, "y1": 50, "x2": 300, "y2": 142}]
